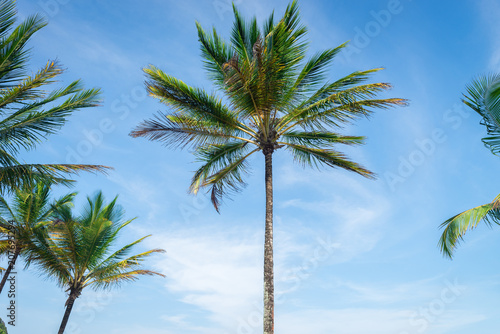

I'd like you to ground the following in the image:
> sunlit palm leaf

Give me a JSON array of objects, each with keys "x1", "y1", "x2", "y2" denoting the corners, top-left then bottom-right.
[{"x1": 439, "y1": 194, "x2": 500, "y2": 258}]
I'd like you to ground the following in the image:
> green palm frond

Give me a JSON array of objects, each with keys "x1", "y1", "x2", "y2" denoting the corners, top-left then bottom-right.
[
  {"x1": 129, "y1": 112, "x2": 255, "y2": 149},
  {"x1": 281, "y1": 131, "x2": 365, "y2": 147},
  {"x1": 463, "y1": 74, "x2": 500, "y2": 155},
  {"x1": 278, "y1": 83, "x2": 407, "y2": 132},
  {"x1": 190, "y1": 141, "x2": 250, "y2": 195},
  {"x1": 89, "y1": 234, "x2": 151, "y2": 273},
  {"x1": 85, "y1": 246, "x2": 165, "y2": 290},
  {"x1": 0, "y1": 12, "x2": 47, "y2": 87},
  {"x1": 439, "y1": 194, "x2": 500, "y2": 258},
  {"x1": 284, "y1": 143, "x2": 374, "y2": 178},
  {"x1": 284, "y1": 43, "x2": 348, "y2": 104},
  {"x1": 205, "y1": 148, "x2": 259, "y2": 212},
  {"x1": 196, "y1": 22, "x2": 233, "y2": 88},
  {"x1": 85, "y1": 268, "x2": 165, "y2": 290},
  {"x1": 0, "y1": 1, "x2": 16, "y2": 41},
  {"x1": 137, "y1": 66, "x2": 253, "y2": 134},
  {"x1": 0, "y1": 163, "x2": 110, "y2": 193}
]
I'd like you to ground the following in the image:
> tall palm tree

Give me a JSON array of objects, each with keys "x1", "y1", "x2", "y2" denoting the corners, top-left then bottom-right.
[
  {"x1": 440, "y1": 74, "x2": 500, "y2": 258},
  {"x1": 0, "y1": 0, "x2": 109, "y2": 193},
  {"x1": 0, "y1": 180, "x2": 74, "y2": 294},
  {"x1": 26, "y1": 191, "x2": 165, "y2": 334},
  {"x1": 131, "y1": 2, "x2": 406, "y2": 333}
]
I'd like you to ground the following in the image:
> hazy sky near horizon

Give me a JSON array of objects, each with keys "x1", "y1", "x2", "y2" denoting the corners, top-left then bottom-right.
[{"x1": 7, "y1": 0, "x2": 500, "y2": 333}]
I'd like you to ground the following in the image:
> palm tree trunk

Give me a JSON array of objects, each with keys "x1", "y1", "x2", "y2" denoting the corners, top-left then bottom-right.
[
  {"x1": 263, "y1": 150, "x2": 274, "y2": 334},
  {"x1": 58, "y1": 292, "x2": 77, "y2": 334},
  {"x1": 0, "y1": 248, "x2": 20, "y2": 294}
]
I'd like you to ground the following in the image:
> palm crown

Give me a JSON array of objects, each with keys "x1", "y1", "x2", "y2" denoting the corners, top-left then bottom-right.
[
  {"x1": 26, "y1": 191, "x2": 165, "y2": 333},
  {"x1": 131, "y1": 1, "x2": 407, "y2": 211}
]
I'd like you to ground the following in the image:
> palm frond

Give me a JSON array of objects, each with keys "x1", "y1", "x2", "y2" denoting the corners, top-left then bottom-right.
[
  {"x1": 85, "y1": 268, "x2": 165, "y2": 290},
  {"x1": 279, "y1": 82, "x2": 407, "y2": 132},
  {"x1": 204, "y1": 148, "x2": 259, "y2": 212},
  {"x1": 284, "y1": 143, "x2": 374, "y2": 178},
  {"x1": 439, "y1": 193, "x2": 500, "y2": 258},
  {"x1": 196, "y1": 22, "x2": 232, "y2": 88},
  {"x1": 129, "y1": 112, "x2": 254, "y2": 149},
  {"x1": 463, "y1": 74, "x2": 500, "y2": 155},
  {"x1": 0, "y1": 13, "x2": 47, "y2": 87},
  {"x1": 190, "y1": 141, "x2": 250, "y2": 195},
  {"x1": 281, "y1": 131, "x2": 365, "y2": 147},
  {"x1": 133, "y1": 66, "x2": 253, "y2": 138},
  {"x1": 287, "y1": 43, "x2": 348, "y2": 99},
  {"x1": 0, "y1": 163, "x2": 111, "y2": 194},
  {"x1": 0, "y1": 1, "x2": 16, "y2": 41}
]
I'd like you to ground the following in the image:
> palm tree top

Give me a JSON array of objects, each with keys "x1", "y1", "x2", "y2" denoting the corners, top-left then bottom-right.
[
  {"x1": 131, "y1": 1, "x2": 407, "y2": 211},
  {"x1": 27, "y1": 191, "x2": 165, "y2": 291}
]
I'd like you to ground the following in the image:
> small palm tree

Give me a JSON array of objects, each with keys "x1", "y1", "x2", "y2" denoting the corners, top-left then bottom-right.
[
  {"x1": 131, "y1": 2, "x2": 406, "y2": 333},
  {"x1": 0, "y1": 0, "x2": 109, "y2": 193},
  {"x1": 0, "y1": 180, "x2": 74, "y2": 294},
  {"x1": 440, "y1": 74, "x2": 500, "y2": 257},
  {"x1": 26, "y1": 191, "x2": 165, "y2": 334}
]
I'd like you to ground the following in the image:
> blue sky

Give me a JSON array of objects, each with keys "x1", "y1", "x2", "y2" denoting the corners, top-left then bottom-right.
[{"x1": 6, "y1": 0, "x2": 500, "y2": 333}]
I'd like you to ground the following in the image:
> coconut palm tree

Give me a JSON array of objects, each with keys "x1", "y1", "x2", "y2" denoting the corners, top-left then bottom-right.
[
  {"x1": 0, "y1": 180, "x2": 74, "y2": 293},
  {"x1": 0, "y1": 0, "x2": 109, "y2": 193},
  {"x1": 130, "y1": 2, "x2": 406, "y2": 333},
  {"x1": 440, "y1": 74, "x2": 500, "y2": 258},
  {"x1": 26, "y1": 191, "x2": 165, "y2": 334}
]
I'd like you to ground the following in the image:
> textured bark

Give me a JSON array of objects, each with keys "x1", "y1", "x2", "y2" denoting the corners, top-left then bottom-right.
[
  {"x1": 0, "y1": 247, "x2": 19, "y2": 294},
  {"x1": 57, "y1": 289, "x2": 81, "y2": 334},
  {"x1": 58, "y1": 292, "x2": 77, "y2": 334},
  {"x1": 263, "y1": 149, "x2": 274, "y2": 334}
]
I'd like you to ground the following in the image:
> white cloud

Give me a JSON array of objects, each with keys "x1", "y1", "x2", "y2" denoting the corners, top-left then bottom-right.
[
  {"x1": 148, "y1": 227, "x2": 263, "y2": 330},
  {"x1": 276, "y1": 165, "x2": 391, "y2": 262}
]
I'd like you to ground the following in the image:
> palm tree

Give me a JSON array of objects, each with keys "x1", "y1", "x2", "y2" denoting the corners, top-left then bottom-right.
[
  {"x1": 26, "y1": 191, "x2": 165, "y2": 334},
  {"x1": 0, "y1": 180, "x2": 74, "y2": 294},
  {"x1": 0, "y1": 0, "x2": 109, "y2": 193},
  {"x1": 130, "y1": 2, "x2": 406, "y2": 333},
  {"x1": 439, "y1": 74, "x2": 500, "y2": 257}
]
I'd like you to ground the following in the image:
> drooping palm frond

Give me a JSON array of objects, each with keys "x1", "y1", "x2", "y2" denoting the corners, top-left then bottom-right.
[
  {"x1": 439, "y1": 194, "x2": 500, "y2": 258},
  {"x1": 463, "y1": 73, "x2": 500, "y2": 155},
  {"x1": 0, "y1": 163, "x2": 109, "y2": 193},
  {"x1": 192, "y1": 144, "x2": 259, "y2": 211},
  {"x1": 284, "y1": 143, "x2": 374, "y2": 178},
  {"x1": 281, "y1": 131, "x2": 365, "y2": 147}
]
